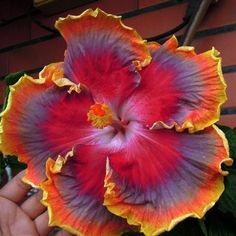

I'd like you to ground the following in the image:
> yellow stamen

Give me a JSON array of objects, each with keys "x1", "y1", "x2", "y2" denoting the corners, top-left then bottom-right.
[{"x1": 87, "y1": 103, "x2": 113, "y2": 128}]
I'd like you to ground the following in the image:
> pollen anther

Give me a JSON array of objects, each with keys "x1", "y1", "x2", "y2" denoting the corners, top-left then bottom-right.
[{"x1": 87, "y1": 103, "x2": 113, "y2": 129}]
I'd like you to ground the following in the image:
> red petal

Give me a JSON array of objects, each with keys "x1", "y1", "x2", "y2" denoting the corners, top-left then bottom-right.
[
  {"x1": 104, "y1": 125, "x2": 231, "y2": 235},
  {"x1": 122, "y1": 36, "x2": 226, "y2": 132},
  {"x1": 56, "y1": 8, "x2": 151, "y2": 104}
]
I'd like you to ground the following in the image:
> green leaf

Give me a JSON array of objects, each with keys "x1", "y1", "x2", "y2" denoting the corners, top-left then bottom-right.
[
  {"x1": 217, "y1": 125, "x2": 236, "y2": 160},
  {"x1": 4, "y1": 71, "x2": 24, "y2": 86},
  {"x1": 160, "y1": 218, "x2": 205, "y2": 236},
  {"x1": 205, "y1": 209, "x2": 236, "y2": 236},
  {"x1": 0, "y1": 154, "x2": 7, "y2": 173},
  {"x1": 218, "y1": 168, "x2": 236, "y2": 214},
  {"x1": 5, "y1": 156, "x2": 27, "y2": 170},
  {"x1": 2, "y1": 87, "x2": 10, "y2": 111},
  {"x1": 0, "y1": 154, "x2": 7, "y2": 184},
  {"x1": 217, "y1": 125, "x2": 236, "y2": 215},
  {"x1": 2, "y1": 71, "x2": 25, "y2": 111},
  {"x1": 198, "y1": 219, "x2": 208, "y2": 236}
]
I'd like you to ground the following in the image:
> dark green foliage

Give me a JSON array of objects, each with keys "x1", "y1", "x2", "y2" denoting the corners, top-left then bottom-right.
[
  {"x1": 160, "y1": 218, "x2": 206, "y2": 236},
  {"x1": 217, "y1": 125, "x2": 236, "y2": 159},
  {"x1": 205, "y1": 209, "x2": 236, "y2": 236},
  {"x1": 4, "y1": 71, "x2": 24, "y2": 86},
  {"x1": 5, "y1": 156, "x2": 27, "y2": 170},
  {"x1": 217, "y1": 125, "x2": 236, "y2": 215},
  {"x1": 0, "y1": 155, "x2": 27, "y2": 184},
  {"x1": 2, "y1": 71, "x2": 25, "y2": 111},
  {"x1": 0, "y1": 153, "x2": 7, "y2": 177},
  {"x1": 218, "y1": 167, "x2": 236, "y2": 215}
]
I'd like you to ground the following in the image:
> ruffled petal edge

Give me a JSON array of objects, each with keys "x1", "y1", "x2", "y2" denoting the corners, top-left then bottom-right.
[{"x1": 55, "y1": 8, "x2": 151, "y2": 69}]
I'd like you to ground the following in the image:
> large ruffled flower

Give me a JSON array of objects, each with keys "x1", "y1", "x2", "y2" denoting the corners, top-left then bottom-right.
[{"x1": 0, "y1": 8, "x2": 233, "y2": 236}]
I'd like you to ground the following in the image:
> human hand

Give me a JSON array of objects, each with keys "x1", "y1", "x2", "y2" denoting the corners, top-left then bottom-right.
[{"x1": 0, "y1": 170, "x2": 73, "y2": 236}]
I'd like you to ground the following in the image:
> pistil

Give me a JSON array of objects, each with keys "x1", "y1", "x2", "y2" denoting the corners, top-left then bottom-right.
[{"x1": 87, "y1": 103, "x2": 113, "y2": 129}]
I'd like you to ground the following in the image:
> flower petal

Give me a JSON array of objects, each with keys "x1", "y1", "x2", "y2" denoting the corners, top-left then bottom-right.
[
  {"x1": 122, "y1": 36, "x2": 226, "y2": 132},
  {"x1": 104, "y1": 125, "x2": 232, "y2": 235},
  {"x1": 0, "y1": 65, "x2": 99, "y2": 186},
  {"x1": 56, "y1": 8, "x2": 151, "y2": 104},
  {"x1": 41, "y1": 146, "x2": 134, "y2": 236}
]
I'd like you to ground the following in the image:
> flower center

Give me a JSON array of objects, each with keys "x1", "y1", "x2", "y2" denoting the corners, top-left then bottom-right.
[{"x1": 87, "y1": 103, "x2": 113, "y2": 128}]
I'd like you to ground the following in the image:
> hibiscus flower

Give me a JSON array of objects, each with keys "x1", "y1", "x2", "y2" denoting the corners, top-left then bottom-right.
[{"x1": 0, "y1": 8, "x2": 232, "y2": 236}]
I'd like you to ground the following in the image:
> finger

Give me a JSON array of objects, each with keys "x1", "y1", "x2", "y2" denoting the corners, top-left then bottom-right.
[
  {"x1": 34, "y1": 211, "x2": 52, "y2": 236},
  {"x1": 20, "y1": 190, "x2": 46, "y2": 219},
  {"x1": 0, "y1": 170, "x2": 31, "y2": 203}
]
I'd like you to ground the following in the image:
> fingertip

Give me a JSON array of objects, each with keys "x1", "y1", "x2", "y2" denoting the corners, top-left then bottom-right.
[{"x1": 34, "y1": 211, "x2": 52, "y2": 236}]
